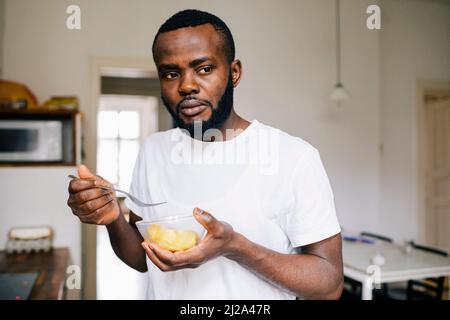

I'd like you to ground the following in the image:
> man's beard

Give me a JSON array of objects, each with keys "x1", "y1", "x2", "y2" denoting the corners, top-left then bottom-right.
[{"x1": 161, "y1": 72, "x2": 234, "y2": 139}]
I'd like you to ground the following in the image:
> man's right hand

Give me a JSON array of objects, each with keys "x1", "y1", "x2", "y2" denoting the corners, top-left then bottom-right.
[{"x1": 67, "y1": 165, "x2": 120, "y2": 225}]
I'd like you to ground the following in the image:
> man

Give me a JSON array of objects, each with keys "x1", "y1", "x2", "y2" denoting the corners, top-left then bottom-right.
[{"x1": 67, "y1": 9, "x2": 343, "y2": 300}]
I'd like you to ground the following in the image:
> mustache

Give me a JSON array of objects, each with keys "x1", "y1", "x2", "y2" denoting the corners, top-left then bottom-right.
[{"x1": 176, "y1": 98, "x2": 213, "y2": 114}]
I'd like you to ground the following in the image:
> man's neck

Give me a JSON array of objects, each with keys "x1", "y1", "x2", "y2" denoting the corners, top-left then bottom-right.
[{"x1": 210, "y1": 109, "x2": 251, "y2": 142}]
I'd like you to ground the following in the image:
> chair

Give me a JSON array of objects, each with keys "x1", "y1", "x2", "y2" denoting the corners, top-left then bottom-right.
[
  {"x1": 360, "y1": 232, "x2": 393, "y2": 243},
  {"x1": 381, "y1": 242, "x2": 449, "y2": 300},
  {"x1": 405, "y1": 242, "x2": 448, "y2": 300}
]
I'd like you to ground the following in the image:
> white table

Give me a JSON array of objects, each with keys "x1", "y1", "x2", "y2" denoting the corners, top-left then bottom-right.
[{"x1": 342, "y1": 240, "x2": 450, "y2": 300}]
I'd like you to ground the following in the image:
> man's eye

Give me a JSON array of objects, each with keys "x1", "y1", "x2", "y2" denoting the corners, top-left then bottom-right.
[
  {"x1": 198, "y1": 66, "x2": 213, "y2": 74},
  {"x1": 163, "y1": 72, "x2": 178, "y2": 79}
]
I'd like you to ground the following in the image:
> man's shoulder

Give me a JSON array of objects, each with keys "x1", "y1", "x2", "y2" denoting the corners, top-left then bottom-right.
[{"x1": 256, "y1": 120, "x2": 318, "y2": 158}]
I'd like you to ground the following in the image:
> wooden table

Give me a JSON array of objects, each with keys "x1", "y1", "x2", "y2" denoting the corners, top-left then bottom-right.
[
  {"x1": 0, "y1": 248, "x2": 70, "y2": 300},
  {"x1": 343, "y1": 240, "x2": 450, "y2": 300}
]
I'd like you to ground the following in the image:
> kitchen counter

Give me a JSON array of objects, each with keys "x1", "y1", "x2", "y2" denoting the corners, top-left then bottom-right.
[{"x1": 0, "y1": 248, "x2": 71, "y2": 299}]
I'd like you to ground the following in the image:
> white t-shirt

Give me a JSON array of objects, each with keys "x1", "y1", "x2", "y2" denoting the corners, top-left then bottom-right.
[{"x1": 125, "y1": 119, "x2": 341, "y2": 300}]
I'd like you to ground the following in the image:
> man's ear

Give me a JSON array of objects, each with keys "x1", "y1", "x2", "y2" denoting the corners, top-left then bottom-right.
[{"x1": 230, "y1": 59, "x2": 243, "y2": 87}]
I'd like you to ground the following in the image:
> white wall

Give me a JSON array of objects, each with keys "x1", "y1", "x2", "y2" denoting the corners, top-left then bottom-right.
[
  {"x1": 0, "y1": 0, "x2": 4, "y2": 77},
  {"x1": 235, "y1": 0, "x2": 382, "y2": 234},
  {"x1": 2, "y1": 0, "x2": 382, "y2": 237},
  {"x1": 0, "y1": 167, "x2": 81, "y2": 266},
  {"x1": 379, "y1": 0, "x2": 450, "y2": 242}
]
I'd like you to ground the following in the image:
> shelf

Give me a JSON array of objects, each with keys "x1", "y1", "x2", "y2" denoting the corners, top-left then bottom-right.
[
  {"x1": 0, "y1": 162, "x2": 78, "y2": 167},
  {"x1": 0, "y1": 108, "x2": 82, "y2": 120}
]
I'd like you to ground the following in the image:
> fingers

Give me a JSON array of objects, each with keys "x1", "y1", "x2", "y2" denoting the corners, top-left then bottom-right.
[
  {"x1": 147, "y1": 243, "x2": 204, "y2": 268},
  {"x1": 193, "y1": 207, "x2": 220, "y2": 234},
  {"x1": 70, "y1": 187, "x2": 111, "y2": 205},
  {"x1": 78, "y1": 164, "x2": 95, "y2": 179},
  {"x1": 68, "y1": 178, "x2": 97, "y2": 193},
  {"x1": 67, "y1": 186, "x2": 114, "y2": 217},
  {"x1": 150, "y1": 243, "x2": 188, "y2": 266},
  {"x1": 73, "y1": 193, "x2": 115, "y2": 217},
  {"x1": 78, "y1": 198, "x2": 116, "y2": 224},
  {"x1": 68, "y1": 176, "x2": 112, "y2": 193},
  {"x1": 142, "y1": 242, "x2": 171, "y2": 272},
  {"x1": 141, "y1": 242, "x2": 202, "y2": 271}
]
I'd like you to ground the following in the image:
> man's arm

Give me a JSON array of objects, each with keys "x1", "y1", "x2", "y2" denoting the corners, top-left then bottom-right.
[
  {"x1": 227, "y1": 232, "x2": 343, "y2": 300},
  {"x1": 67, "y1": 165, "x2": 148, "y2": 273},
  {"x1": 142, "y1": 208, "x2": 343, "y2": 299},
  {"x1": 106, "y1": 210, "x2": 148, "y2": 272}
]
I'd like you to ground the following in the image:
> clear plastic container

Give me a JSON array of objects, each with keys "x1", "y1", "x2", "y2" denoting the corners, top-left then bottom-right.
[{"x1": 136, "y1": 215, "x2": 206, "y2": 252}]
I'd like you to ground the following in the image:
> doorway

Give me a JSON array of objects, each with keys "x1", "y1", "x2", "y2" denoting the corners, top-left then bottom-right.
[
  {"x1": 84, "y1": 57, "x2": 172, "y2": 299},
  {"x1": 417, "y1": 81, "x2": 450, "y2": 253}
]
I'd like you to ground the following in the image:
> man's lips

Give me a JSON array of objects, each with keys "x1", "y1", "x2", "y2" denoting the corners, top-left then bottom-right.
[{"x1": 179, "y1": 100, "x2": 209, "y2": 117}]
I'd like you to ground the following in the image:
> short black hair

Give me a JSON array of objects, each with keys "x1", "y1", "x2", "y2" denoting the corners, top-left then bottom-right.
[{"x1": 152, "y1": 9, "x2": 235, "y2": 64}]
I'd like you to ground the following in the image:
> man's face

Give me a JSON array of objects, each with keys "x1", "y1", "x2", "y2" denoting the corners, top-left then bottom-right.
[{"x1": 153, "y1": 24, "x2": 235, "y2": 137}]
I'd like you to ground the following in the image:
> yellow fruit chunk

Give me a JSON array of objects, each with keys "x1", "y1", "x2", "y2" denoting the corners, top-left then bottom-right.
[{"x1": 147, "y1": 224, "x2": 199, "y2": 252}]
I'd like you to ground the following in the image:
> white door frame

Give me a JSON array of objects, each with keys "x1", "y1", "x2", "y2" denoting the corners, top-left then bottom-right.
[
  {"x1": 83, "y1": 57, "x2": 157, "y2": 299},
  {"x1": 416, "y1": 80, "x2": 450, "y2": 246}
]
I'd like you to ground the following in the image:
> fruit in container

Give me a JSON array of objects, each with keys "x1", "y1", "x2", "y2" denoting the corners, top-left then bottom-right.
[{"x1": 147, "y1": 223, "x2": 199, "y2": 252}]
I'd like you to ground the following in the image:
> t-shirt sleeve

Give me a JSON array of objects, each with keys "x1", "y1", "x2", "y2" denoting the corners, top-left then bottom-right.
[
  {"x1": 285, "y1": 146, "x2": 341, "y2": 247},
  {"x1": 124, "y1": 145, "x2": 152, "y2": 220}
]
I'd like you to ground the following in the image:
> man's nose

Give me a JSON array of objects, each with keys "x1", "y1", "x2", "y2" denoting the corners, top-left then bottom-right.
[{"x1": 178, "y1": 73, "x2": 199, "y2": 96}]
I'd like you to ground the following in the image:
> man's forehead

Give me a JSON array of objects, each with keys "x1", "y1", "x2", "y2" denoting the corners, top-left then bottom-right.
[{"x1": 154, "y1": 24, "x2": 225, "y2": 64}]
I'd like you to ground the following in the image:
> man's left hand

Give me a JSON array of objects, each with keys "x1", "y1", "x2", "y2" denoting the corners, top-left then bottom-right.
[{"x1": 141, "y1": 208, "x2": 237, "y2": 271}]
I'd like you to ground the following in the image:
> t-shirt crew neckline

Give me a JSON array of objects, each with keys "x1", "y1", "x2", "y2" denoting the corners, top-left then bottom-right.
[{"x1": 174, "y1": 119, "x2": 259, "y2": 146}]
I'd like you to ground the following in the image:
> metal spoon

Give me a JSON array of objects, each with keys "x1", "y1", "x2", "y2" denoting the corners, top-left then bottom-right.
[{"x1": 68, "y1": 175, "x2": 166, "y2": 207}]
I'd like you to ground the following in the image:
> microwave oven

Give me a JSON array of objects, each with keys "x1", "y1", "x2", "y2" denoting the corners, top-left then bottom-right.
[{"x1": 0, "y1": 120, "x2": 63, "y2": 162}]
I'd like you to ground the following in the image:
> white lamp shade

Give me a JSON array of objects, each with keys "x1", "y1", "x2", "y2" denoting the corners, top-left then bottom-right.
[{"x1": 330, "y1": 83, "x2": 350, "y2": 101}]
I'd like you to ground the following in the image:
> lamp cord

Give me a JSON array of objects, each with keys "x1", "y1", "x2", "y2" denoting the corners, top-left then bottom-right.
[{"x1": 335, "y1": 0, "x2": 341, "y2": 85}]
